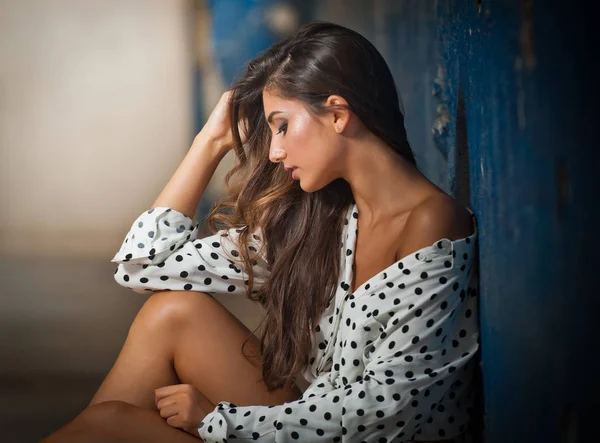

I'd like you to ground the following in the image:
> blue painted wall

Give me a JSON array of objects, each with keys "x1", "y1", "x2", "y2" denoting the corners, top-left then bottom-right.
[
  {"x1": 202, "y1": 1, "x2": 596, "y2": 440},
  {"x1": 435, "y1": 2, "x2": 595, "y2": 441},
  {"x1": 338, "y1": 2, "x2": 596, "y2": 440}
]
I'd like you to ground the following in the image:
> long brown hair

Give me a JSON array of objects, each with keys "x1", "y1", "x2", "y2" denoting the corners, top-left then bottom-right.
[{"x1": 206, "y1": 21, "x2": 416, "y2": 390}]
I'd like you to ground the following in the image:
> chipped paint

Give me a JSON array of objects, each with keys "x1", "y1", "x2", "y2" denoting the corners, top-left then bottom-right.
[
  {"x1": 514, "y1": 56, "x2": 527, "y2": 129},
  {"x1": 519, "y1": 0, "x2": 536, "y2": 70}
]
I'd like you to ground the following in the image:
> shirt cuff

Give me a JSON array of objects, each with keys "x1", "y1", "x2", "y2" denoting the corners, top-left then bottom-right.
[{"x1": 198, "y1": 403, "x2": 230, "y2": 442}]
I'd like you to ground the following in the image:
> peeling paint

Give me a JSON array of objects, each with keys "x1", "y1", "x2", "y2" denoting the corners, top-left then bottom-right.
[
  {"x1": 519, "y1": 0, "x2": 536, "y2": 70},
  {"x1": 514, "y1": 56, "x2": 527, "y2": 129},
  {"x1": 432, "y1": 63, "x2": 450, "y2": 159}
]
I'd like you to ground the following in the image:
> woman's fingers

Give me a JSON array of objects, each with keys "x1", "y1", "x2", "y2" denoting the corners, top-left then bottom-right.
[
  {"x1": 155, "y1": 384, "x2": 189, "y2": 406},
  {"x1": 158, "y1": 403, "x2": 180, "y2": 419},
  {"x1": 154, "y1": 385, "x2": 209, "y2": 434},
  {"x1": 156, "y1": 395, "x2": 177, "y2": 410}
]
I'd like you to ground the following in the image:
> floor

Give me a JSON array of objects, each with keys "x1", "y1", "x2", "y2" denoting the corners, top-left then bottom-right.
[{"x1": 0, "y1": 255, "x2": 266, "y2": 443}]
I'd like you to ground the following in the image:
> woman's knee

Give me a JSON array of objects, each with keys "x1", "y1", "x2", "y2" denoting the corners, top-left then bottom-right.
[{"x1": 137, "y1": 290, "x2": 218, "y2": 332}]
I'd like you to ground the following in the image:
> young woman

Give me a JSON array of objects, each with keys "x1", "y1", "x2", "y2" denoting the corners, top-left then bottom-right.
[{"x1": 42, "y1": 21, "x2": 479, "y2": 443}]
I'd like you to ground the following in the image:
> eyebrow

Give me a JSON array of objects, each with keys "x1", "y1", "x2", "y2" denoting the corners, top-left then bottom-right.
[{"x1": 266, "y1": 110, "x2": 283, "y2": 124}]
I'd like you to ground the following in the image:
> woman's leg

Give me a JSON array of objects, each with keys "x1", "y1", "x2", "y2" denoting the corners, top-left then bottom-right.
[
  {"x1": 86, "y1": 290, "x2": 181, "y2": 410},
  {"x1": 39, "y1": 290, "x2": 302, "y2": 442},
  {"x1": 40, "y1": 401, "x2": 201, "y2": 443},
  {"x1": 89, "y1": 290, "x2": 301, "y2": 410}
]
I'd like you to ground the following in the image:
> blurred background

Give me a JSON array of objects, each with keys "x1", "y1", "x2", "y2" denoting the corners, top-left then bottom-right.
[{"x1": 0, "y1": 1, "x2": 595, "y2": 442}]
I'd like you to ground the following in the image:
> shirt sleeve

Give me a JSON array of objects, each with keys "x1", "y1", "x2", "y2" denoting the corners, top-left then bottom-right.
[
  {"x1": 110, "y1": 207, "x2": 270, "y2": 296},
  {"x1": 197, "y1": 270, "x2": 478, "y2": 442}
]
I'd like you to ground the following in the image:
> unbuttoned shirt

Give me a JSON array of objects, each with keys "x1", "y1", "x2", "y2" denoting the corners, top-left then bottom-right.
[{"x1": 111, "y1": 203, "x2": 480, "y2": 442}]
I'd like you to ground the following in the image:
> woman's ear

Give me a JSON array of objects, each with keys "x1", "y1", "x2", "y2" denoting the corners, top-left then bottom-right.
[{"x1": 325, "y1": 95, "x2": 350, "y2": 133}]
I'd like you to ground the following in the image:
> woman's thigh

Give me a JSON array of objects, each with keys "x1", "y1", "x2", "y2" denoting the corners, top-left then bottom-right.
[
  {"x1": 156, "y1": 290, "x2": 302, "y2": 407},
  {"x1": 41, "y1": 401, "x2": 200, "y2": 443}
]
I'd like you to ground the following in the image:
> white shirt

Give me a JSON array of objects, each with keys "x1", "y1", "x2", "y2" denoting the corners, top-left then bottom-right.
[{"x1": 111, "y1": 203, "x2": 480, "y2": 442}]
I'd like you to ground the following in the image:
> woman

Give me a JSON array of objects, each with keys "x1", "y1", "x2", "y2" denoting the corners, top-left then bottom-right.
[{"x1": 42, "y1": 21, "x2": 479, "y2": 443}]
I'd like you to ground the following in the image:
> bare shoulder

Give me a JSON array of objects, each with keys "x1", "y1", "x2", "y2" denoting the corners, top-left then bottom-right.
[{"x1": 395, "y1": 193, "x2": 474, "y2": 260}]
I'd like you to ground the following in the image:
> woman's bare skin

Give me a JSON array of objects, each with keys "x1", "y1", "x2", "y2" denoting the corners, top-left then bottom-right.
[
  {"x1": 88, "y1": 290, "x2": 300, "y2": 409},
  {"x1": 41, "y1": 291, "x2": 302, "y2": 442}
]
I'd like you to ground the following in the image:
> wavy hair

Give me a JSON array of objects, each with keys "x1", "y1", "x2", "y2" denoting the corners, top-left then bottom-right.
[{"x1": 205, "y1": 21, "x2": 416, "y2": 390}]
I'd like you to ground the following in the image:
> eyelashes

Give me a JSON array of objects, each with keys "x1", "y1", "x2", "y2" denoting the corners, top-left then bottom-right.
[{"x1": 276, "y1": 122, "x2": 287, "y2": 135}]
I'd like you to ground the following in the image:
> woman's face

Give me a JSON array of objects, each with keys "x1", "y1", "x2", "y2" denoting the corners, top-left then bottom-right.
[{"x1": 262, "y1": 88, "x2": 343, "y2": 192}]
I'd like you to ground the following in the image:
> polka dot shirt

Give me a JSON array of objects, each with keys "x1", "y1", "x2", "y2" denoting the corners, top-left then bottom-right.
[{"x1": 112, "y1": 204, "x2": 480, "y2": 442}]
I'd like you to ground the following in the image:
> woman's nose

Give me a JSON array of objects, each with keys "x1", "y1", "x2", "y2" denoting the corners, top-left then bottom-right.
[{"x1": 269, "y1": 147, "x2": 287, "y2": 163}]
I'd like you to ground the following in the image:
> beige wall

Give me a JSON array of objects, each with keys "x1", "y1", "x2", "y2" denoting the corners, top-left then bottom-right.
[
  {"x1": 0, "y1": 0, "x2": 267, "y2": 374},
  {"x1": 0, "y1": 0, "x2": 195, "y2": 259}
]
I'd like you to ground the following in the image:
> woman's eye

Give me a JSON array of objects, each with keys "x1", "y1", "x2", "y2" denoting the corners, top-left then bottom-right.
[{"x1": 276, "y1": 123, "x2": 287, "y2": 135}]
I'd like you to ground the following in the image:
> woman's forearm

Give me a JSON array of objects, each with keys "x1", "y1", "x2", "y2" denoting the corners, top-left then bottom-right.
[{"x1": 151, "y1": 132, "x2": 228, "y2": 219}]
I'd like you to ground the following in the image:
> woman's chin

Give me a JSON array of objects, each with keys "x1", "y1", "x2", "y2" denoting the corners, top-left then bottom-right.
[
  {"x1": 298, "y1": 178, "x2": 326, "y2": 193},
  {"x1": 297, "y1": 178, "x2": 313, "y2": 192},
  {"x1": 298, "y1": 181, "x2": 310, "y2": 192}
]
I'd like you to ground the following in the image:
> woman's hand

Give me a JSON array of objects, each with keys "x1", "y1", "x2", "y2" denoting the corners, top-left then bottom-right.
[
  {"x1": 196, "y1": 90, "x2": 249, "y2": 155},
  {"x1": 155, "y1": 383, "x2": 214, "y2": 438}
]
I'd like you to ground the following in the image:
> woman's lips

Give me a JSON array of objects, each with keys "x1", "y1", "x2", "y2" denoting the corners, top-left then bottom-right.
[{"x1": 291, "y1": 168, "x2": 298, "y2": 180}]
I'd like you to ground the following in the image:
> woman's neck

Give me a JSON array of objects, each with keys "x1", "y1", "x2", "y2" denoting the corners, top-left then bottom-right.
[{"x1": 342, "y1": 135, "x2": 440, "y2": 228}]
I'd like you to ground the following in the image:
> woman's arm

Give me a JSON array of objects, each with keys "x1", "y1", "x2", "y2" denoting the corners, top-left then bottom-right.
[
  {"x1": 151, "y1": 90, "x2": 245, "y2": 218},
  {"x1": 110, "y1": 209, "x2": 269, "y2": 295},
  {"x1": 150, "y1": 132, "x2": 227, "y2": 219},
  {"x1": 110, "y1": 91, "x2": 263, "y2": 295}
]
